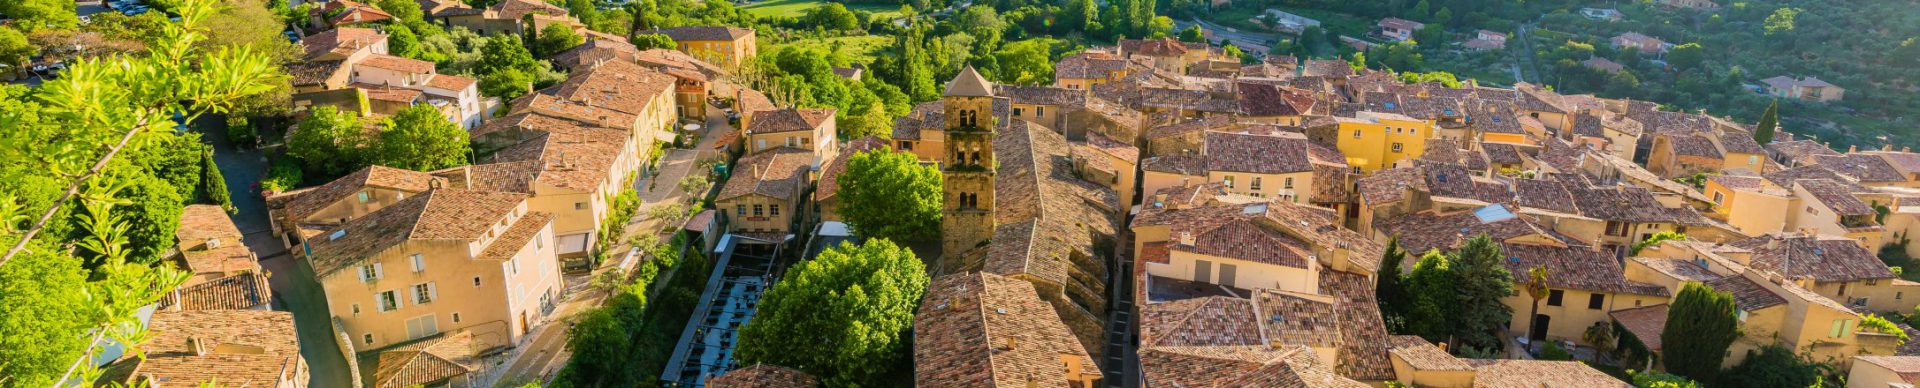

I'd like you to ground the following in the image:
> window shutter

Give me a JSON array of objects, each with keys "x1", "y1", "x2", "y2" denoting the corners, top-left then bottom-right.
[
  {"x1": 358, "y1": 266, "x2": 370, "y2": 282},
  {"x1": 373, "y1": 263, "x2": 385, "y2": 279},
  {"x1": 428, "y1": 282, "x2": 439, "y2": 302}
]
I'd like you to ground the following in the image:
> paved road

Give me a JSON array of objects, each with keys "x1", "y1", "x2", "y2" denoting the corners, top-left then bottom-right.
[
  {"x1": 200, "y1": 118, "x2": 354, "y2": 388},
  {"x1": 1176, "y1": 18, "x2": 1278, "y2": 55}
]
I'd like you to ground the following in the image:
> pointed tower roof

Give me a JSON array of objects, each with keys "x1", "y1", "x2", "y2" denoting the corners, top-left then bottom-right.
[{"x1": 944, "y1": 65, "x2": 995, "y2": 97}]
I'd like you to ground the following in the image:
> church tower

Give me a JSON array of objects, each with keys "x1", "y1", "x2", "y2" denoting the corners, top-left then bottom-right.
[{"x1": 940, "y1": 66, "x2": 998, "y2": 256}]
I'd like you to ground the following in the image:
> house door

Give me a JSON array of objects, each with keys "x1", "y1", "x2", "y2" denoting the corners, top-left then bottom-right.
[
  {"x1": 519, "y1": 312, "x2": 530, "y2": 336},
  {"x1": 1218, "y1": 264, "x2": 1237, "y2": 288},
  {"x1": 1530, "y1": 314, "x2": 1552, "y2": 342},
  {"x1": 1193, "y1": 260, "x2": 1212, "y2": 284}
]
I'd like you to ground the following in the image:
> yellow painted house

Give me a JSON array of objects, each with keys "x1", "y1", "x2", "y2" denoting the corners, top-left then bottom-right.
[
  {"x1": 646, "y1": 26, "x2": 758, "y2": 68},
  {"x1": 1333, "y1": 111, "x2": 1435, "y2": 172}
]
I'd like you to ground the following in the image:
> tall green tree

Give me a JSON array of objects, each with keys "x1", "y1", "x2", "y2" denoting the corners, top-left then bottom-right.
[
  {"x1": 838, "y1": 149, "x2": 942, "y2": 242},
  {"x1": 1521, "y1": 266, "x2": 1550, "y2": 354},
  {"x1": 1754, "y1": 100, "x2": 1779, "y2": 144},
  {"x1": 1662, "y1": 282, "x2": 1741, "y2": 382},
  {"x1": 534, "y1": 23, "x2": 585, "y2": 58},
  {"x1": 387, "y1": 24, "x2": 423, "y2": 59},
  {"x1": 0, "y1": 27, "x2": 35, "y2": 73},
  {"x1": 376, "y1": 104, "x2": 470, "y2": 171},
  {"x1": 1404, "y1": 249, "x2": 1457, "y2": 342},
  {"x1": 286, "y1": 106, "x2": 372, "y2": 176},
  {"x1": 993, "y1": 39, "x2": 1054, "y2": 85},
  {"x1": 200, "y1": 149, "x2": 234, "y2": 213},
  {"x1": 1376, "y1": 237, "x2": 1410, "y2": 332},
  {"x1": 630, "y1": 33, "x2": 676, "y2": 50},
  {"x1": 0, "y1": 238, "x2": 95, "y2": 385},
  {"x1": 1668, "y1": 43, "x2": 1705, "y2": 71},
  {"x1": 1449, "y1": 234, "x2": 1515, "y2": 351},
  {"x1": 0, "y1": 0, "x2": 79, "y2": 31},
  {"x1": 735, "y1": 239, "x2": 929, "y2": 387},
  {"x1": 1178, "y1": 26, "x2": 1206, "y2": 43}
]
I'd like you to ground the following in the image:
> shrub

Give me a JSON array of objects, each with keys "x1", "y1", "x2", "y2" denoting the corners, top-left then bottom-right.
[
  {"x1": 260, "y1": 157, "x2": 303, "y2": 192},
  {"x1": 1538, "y1": 341, "x2": 1574, "y2": 360}
]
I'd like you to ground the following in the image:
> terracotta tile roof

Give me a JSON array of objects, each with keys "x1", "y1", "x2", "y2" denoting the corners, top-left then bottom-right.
[
  {"x1": 709, "y1": 364, "x2": 819, "y2": 388},
  {"x1": 551, "y1": 36, "x2": 639, "y2": 70},
  {"x1": 1357, "y1": 167, "x2": 1425, "y2": 205},
  {"x1": 1631, "y1": 257, "x2": 1721, "y2": 282},
  {"x1": 98, "y1": 310, "x2": 301, "y2": 387},
  {"x1": 1141, "y1": 345, "x2": 1366, "y2": 387},
  {"x1": 1569, "y1": 185, "x2": 1683, "y2": 223},
  {"x1": 1704, "y1": 275, "x2": 1789, "y2": 312},
  {"x1": 1082, "y1": 131, "x2": 1138, "y2": 164},
  {"x1": 1236, "y1": 82, "x2": 1316, "y2": 116},
  {"x1": 1764, "y1": 140, "x2": 1834, "y2": 163},
  {"x1": 1377, "y1": 209, "x2": 1567, "y2": 256},
  {"x1": 507, "y1": 93, "x2": 637, "y2": 130},
  {"x1": 322, "y1": 1, "x2": 393, "y2": 25},
  {"x1": 373, "y1": 331, "x2": 481, "y2": 388},
  {"x1": 354, "y1": 83, "x2": 424, "y2": 103},
  {"x1": 1388, "y1": 336, "x2": 1474, "y2": 372},
  {"x1": 1203, "y1": 131, "x2": 1314, "y2": 174},
  {"x1": 1817, "y1": 153, "x2": 1908, "y2": 182},
  {"x1": 486, "y1": 129, "x2": 629, "y2": 193},
  {"x1": 890, "y1": 100, "x2": 943, "y2": 140},
  {"x1": 1797, "y1": 179, "x2": 1875, "y2": 216},
  {"x1": 476, "y1": 211, "x2": 552, "y2": 261},
  {"x1": 995, "y1": 85, "x2": 1085, "y2": 106},
  {"x1": 488, "y1": 0, "x2": 567, "y2": 19},
  {"x1": 1764, "y1": 165, "x2": 1868, "y2": 192},
  {"x1": 423, "y1": 74, "x2": 476, "y2": 91},
  {"x1": 1729, "y1": 233, "x2": 1894, "y2": 283},
  {"x1": 1873, "y1": 152, "x2": 1920, "y2": 175},
  {"x1": 1140, "y1": 296, "x2": 1270, "y2": 348},
  {"x1": 915, "y1": 272, "x2": 1099, "y2": 387},
  {"x1": 1054, "y1": 52, "x2": 1130, "y2": 79},
  {"x1": 1317, "y1": 269, "x2": 1396, "y2": 380},
  {"x1": 1480, "y1": 142, "x2": 1526, "y2": 165},
  {"x1": 1513, "y1": 179, "x2": 1577, "y2": 213},
  {"x1": 1664, "y1": 133, "x2": 1722, "y2": 158},
  {"x1": 1121, "y1": 38, "x2": 1191, "y2": 57},
  {"x1": 1378, "y1": 17, "x2": 1424, "y2": 30},
  {"x1": 307, "y1": 189, "x2": 530, "y2": 277},
  {"x1": 547, "y1": 60, "x2": 678, "y2": 117},
  {"x1": 992, "y1": 115, "x2": 1123, "y2": 233},
  {"x1": 747, "y1": 108, "x2": 835, "y2": 134},
  {"x1": 815, "y1": 136, "x2": 888, "y2": 202},
  {"x1": 1145, "y1": 115, "x2": 1235, "y2": 139},
  {"x1": 1609, "y1": 304, "x2": 1669, "y2": 351},
  {"x1": 287, "y1": 59, "x2": 348, "y2": 86},
  {"x1": 181, "y1": 245, "x2": 260, "y2": 279},
  {"x1": 1311, "y1": 161, "x2": 1353, "y2": 204},
  {"x1": 629, "y1": 48, "x2": 727, "y2": 77},
  {"x1": 301, "y1": 27, "x2": 384, "y2": 59},
  {"x1": 1469, "y1": 359, "x2": 1629, "y2": 387},
  {"x1": 357, "y1": 54, "x2": 435, "y2": 75},
  {"x1": 1502, "y1": 244, "x2": 1669, "y2": 296},
  {"x1": 1718, "y1": 131, "x2": 1766, "y2": 155},
  {"x1": 162, "y1": 272, "x2": 273, "y2": 311},
  {"x1": 1855, "y1": 356, "x2": 1920, "y2": 375},
  {"x1": 279, "y1": 166, "x2": 441, "y2": 225},
  {"x1": 716, "y1": 147, "x2": 814, "y2": 201},
  {"x1": 945, "y1": 66, "x2": 995, "y2": 97},
  {"x1": 178, "y1": 205, "x2": 242, "y2": 249},
  {"x1": 646, "y1": 26, "x2": 754, "y2": 42}
]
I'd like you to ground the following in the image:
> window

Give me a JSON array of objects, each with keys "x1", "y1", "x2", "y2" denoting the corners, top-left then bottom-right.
[
  {"x1": 412, "y1": 283, "x2": 436, "y2": 304},
  {"x1": 376, "y1": 290, "x2": 401, "y2": 312},
  {"x1": 351, "y1": 304, "x2": 361, "y2": 315},
  {"x1": 1036, "y1": 107, "x2": 1045, "y2": 116},
  {"x1": 1605, "y1": 221, "x2": 1629, "y2": 237},
  {"x1": 1391, "y1": 143, "x2": 1404, "y2": 153},
  {"x1": 507, "y1": 257, "x2": 519, "y2": 275},
  {"x1": 1712, "y1": 192, "x2": 1724, "y2": 205},
  {"x1": 357, "y1": 191, "x2": 370, "y2": 203},
  {"x1": 1409, "y1": 128, "x2": 1417, "y2": 135},
  {"x1": 1283, "y1": 177, "x2": 1294, "y2": 189},
  {"x1": 363, "y1": 334, "x2": 375, "y2": 345},
  {"x1": 1830, "y1": 319, "x2": 1853, "y2": 338},
  {"x1": 1250, "y1": 177, "x2": 1263, "y2": 191},
  {"x1": 1588, "y1": 294, "x2": 1605, "y2": 309},
  {"x1": 1352, "y1": 130, "x2": 1362, "y2": 139},
  {"x1": 753, "y1": 204, "x2": 764, "y2": 216},
  {"x1": 1839, "y1": 283, "x2": 1849, "y2": 296},
  {"x1": 802, "y1": 137, "x2": 811, "y2": 146},
  {"x1": 1749, "y1": 155, "x2": 1759, "y2": 165},
  {"x1": 1013, "y1": 107, "x2": 1023, "y2": 116},
  {"x1": 769, "y1": 205, "x2": 780, "y2": 216},
  {"x1": 359, "y1": 263, "x2": 384, "y2": 282},
  {"x1": 410, "y1": 254, "x2": 425, "y2": 272},
  {"x1": 575, "y1": 202, "x2": 587, "y2": 210},
  {"x1": 1547, "y1": 290, "x2": 1564, "y2": 306},
  {"x1": 737, "y1": 205, "x2": 747, "y2": 217},
  {"x1": 1223, "y1": 176, "x2": 1235, "y2": 188},
  {"x1": 473, "y1": 276, "x2": 482, "y2": 287},
  {"x1": 404, "y1": 315, "x2": 439, "y2": 340},
  {"x1": 452, "y1": 313, "x2": 462, "y2": 323}
]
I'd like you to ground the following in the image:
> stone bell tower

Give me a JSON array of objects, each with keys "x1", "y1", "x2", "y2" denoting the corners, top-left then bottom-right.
[{"x1": 940, "y1": 66, "x2": 998, "y2": 256}]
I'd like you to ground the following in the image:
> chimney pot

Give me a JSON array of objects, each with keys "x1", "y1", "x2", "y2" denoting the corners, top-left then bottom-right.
[{"x1": 189, "y1": 337, "x2": 211, "y2": 356}]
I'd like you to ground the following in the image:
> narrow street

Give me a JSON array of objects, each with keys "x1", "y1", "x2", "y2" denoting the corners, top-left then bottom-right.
[
  {"x1": 491, "y1": 103, "x2": 731, "y2": 385},
  {"x1": 199, "y1": 119, "x2": 354, "y2": 388}
]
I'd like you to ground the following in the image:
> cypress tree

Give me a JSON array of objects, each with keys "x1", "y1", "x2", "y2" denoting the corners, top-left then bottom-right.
[
  {"x1": 1376, "y1": 237, "x2": 1410, "y2": 331},
  {"x1": 1449, "y1": 234, "x2": 1515, "y2": 351},
  {"x1": 200, "y1": 149, "x2": 235, "y2": 213},
  {"x1": 1754, "y1": 99, "x2": 1779, "y2": 144},
  {"x1": 1662, "y1": 282, "x2": 1741, "y2": 382}
]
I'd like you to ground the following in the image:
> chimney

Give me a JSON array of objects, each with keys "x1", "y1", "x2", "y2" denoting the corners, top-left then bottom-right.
[
  {"x1": 1179, "y1": 231, "x2": 1195, "y2": 246},
  {"x1": 1906, "y1": 147, "x2": 1913, "y2": 153},
  {"x1": 1005, "y1": 338, "x2": 1018, "y2": 350},
  {"x1": 1437, "y1": 342, "x2": 1449, "y2": 353},
  {"x1": 1850, "y1": 145, "x2": 1859, "y2": 153},
  {"x1": 189, "y1": 337, "x2": 210, "y2": 356},
  {"x1": 1884, "y1": 144, "x2": 1894, "y2": 151}
]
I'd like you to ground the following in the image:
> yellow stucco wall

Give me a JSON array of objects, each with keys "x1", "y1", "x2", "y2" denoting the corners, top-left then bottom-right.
[
  {"x1": 321, "y1": 217, "x2": 562, "y2": 351},
  {"x1": 1335, "y1": 114, "x2": 1435, "y2": 172},
  {"x1": 1207, "y1": 171, "x2": 1316, "y2": 204}
]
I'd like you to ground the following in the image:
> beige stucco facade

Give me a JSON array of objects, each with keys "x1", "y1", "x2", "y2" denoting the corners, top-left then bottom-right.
[{"x1": 718, "y1": 193, "x2": 800, "y2": 235}]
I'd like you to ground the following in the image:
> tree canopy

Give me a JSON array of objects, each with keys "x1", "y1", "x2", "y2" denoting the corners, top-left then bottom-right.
[
  {"x1": 376, "y1": 104, "x2": 471, "y2": 171},
  {"x1": 735, "y1": 239, "x2": 928, "y2": 387},
  {"x1": 838, "y1": 148, "x2": 943, "y2": 242},
  {"x1": 1662, "y1": 282, "x2": 1741, "y2": 382},
  {"x1": 1448, "y1": 234, "x2": 1515, "y2": 351}
]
